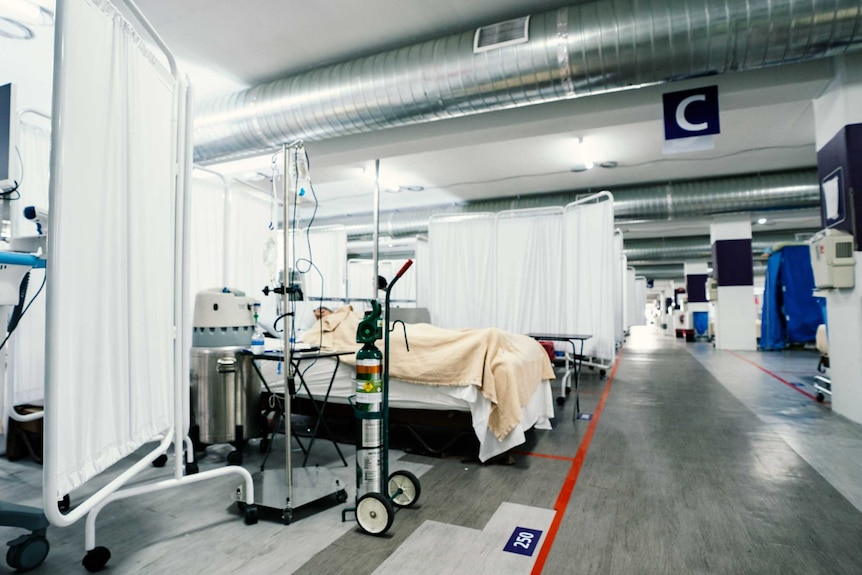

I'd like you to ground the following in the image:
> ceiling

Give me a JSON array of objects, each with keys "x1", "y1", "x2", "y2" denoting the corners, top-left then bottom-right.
[{"x1": 1, "y1": 0, "x2": 836, "y2": 248}]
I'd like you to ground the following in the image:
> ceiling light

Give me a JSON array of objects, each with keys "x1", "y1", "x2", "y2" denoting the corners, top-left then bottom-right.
[
  {"x1": 757, "y1": 217, "x2": 767, "y2": 225},
  {"x1": 571, "y1": 137, "x2": 593, "y2": 172},
  {"x1": 403, "y1": 185, "x2": 424, "y2": 192},
  {"x1": 599, "y1": 161, "x2": 618, "y2": 169},
  {"x1": 0, "y1": 0, "x2": 53, "y2": 26}
]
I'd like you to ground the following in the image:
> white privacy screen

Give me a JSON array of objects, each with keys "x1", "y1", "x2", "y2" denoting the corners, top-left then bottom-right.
[{"x1": 46, "y1": 0, "x2": 176, "y2": 498}]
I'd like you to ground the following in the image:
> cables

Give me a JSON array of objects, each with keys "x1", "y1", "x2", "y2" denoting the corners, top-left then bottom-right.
[{"x1": 0, "y1": 271, "x2": 46, "y2": 352}]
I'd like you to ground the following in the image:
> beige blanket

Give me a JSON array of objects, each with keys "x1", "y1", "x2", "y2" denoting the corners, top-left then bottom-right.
[{"x1": 303, "y1": 306, "x2": 555, "y2": 440}]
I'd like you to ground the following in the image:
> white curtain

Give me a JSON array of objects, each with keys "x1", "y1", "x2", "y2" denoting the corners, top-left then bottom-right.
[
  {"x1": 46, "y1": 0, "x2": 176, "y2": 497},
  {"x1": 224, "y1": 187, "x2": 271, "y2": 309},
  {"x1": 428, "y1": 214, "x2": 496, "y2": 329},
  {"x1": 614, "y1": 231, "x2": 625, "y2": 347},
  {"x1": 7, "y1": 121, "x2": 51, "y2": 407},
  {"x1": 634, "y1": 277, "x2": 647, "y2": 327},
  {"x1": 625, "y1": 267, "x2": 637, "y2": 330},
  {"x1": 415, "y1": 236, "x2": 430, "y2": 309},
  {"x1": 564, "y1": 196, "x2": 616, "y2": 361},
  {"x1": 290, "y1": 226, "x2": 347, "y2": 302},
  {"x1": 188, "y1": 176, "x2": 225, "y2": 300},
  {"x1": 495, "y1": 208, "x2": 564, "y2": 334},
  {"x1": 346, "y1": 259, "x2": 416, "y2": 304}
]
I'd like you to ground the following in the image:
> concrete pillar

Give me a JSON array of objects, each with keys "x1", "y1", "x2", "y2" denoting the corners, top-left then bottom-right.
[
  {"x1": 710, "y1": 215, "x2": 756, "y2": 350},
  {"x1": 812, "y1": 53, "x2": 862, "y2": 424}
]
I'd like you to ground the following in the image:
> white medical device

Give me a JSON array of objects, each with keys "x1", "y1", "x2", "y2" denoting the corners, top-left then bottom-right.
[
  {"x1": 191, "y1": 287, "x2": 256, "y2": 347},
  {"x1": 809, "y1": 228, "x2": 855, "y2": 289},
  {"x1": 0, "y1": 83, "x2": 17, "y2": 193},
  {"x1": 23, "y1": 206, "x2": 48, "y2": 236}
]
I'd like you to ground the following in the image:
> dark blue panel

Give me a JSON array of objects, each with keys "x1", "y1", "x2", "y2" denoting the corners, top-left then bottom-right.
[
  {"x1": 686, "y1": 274, "x2": 709, "y2": 303},
  {"x1": 817, "y1": 123, "x2": 862, "y2": 250},
  {"x1": 712, "y1": 239, "x2": 753, "y2": 287},
  {"x1": 663, "y1": 85, "x2": 720, "y2": 140}
]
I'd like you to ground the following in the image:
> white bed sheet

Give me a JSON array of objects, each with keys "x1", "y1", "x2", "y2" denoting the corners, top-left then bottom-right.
[{"x1": 257, "y1": 357, "x2": 554, "y2": 462}]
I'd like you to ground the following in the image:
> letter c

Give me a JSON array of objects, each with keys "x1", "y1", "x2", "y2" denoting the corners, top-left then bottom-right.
[{"x1": 675, "y1": 94, "x2": 708, "y2": 132}]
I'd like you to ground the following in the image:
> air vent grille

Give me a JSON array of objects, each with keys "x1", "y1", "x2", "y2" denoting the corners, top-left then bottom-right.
[
  {"x1": 473, "y1": 16, "x2": 530, "y2": 53},
  {"x1": 836, "y1": 241, "x2": 853, "y2": 259}
]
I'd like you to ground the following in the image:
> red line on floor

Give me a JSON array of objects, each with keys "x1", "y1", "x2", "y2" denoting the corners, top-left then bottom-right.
[
  {"x1": 727, "y1": 350, "x2": 818, "y2": 401},
  {"x1": 531, "y1": 351, "x2": 623, "y2": 575},
  {"x1": 514, "y1": 451, "x2": 576, "y2": 462}
]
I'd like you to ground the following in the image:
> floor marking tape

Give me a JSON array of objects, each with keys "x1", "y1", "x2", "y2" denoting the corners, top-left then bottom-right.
[{"x1": 530, "y1": 350, "x2": 623, "y2": 574}]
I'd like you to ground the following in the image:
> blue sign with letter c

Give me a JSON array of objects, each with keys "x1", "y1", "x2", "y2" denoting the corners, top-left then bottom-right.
[{"x1": 663, "y1": 86, "x2": 720, "y2": 140}]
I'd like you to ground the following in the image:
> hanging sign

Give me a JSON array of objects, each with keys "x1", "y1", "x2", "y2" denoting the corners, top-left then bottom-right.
[{"x1": 662, "y1": 85, "x2": 720, "y2": 154}]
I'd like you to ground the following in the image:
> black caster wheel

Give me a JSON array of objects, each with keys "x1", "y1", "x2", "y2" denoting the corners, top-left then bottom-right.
[
  {"x1": 599, "y1": 369, "x2": 607, "y2": 379},
  {"x1": 388, "y1": 470, "x2": 421, "y2": 508},
  {"x1": 556, "y1": 396, "x2": 565, "y2": 406},
  {"x1": 185, "y1": 461, "x2": 199, "y2": 475},
  {"x1": 335, "y1": 489, "x2": 348, "y2": 503},
  {"x1": 152, "y1": 454, "x2": 168, "y2": 468},
  {"x1": 356, "y1": 493, "x2": 394, "y2": 535},
  {"x1": 282, "y1": 509, "x2": 293, "y2": 525},
  {"x1": 227, "y1": 451, "x2": 243, "y2": 466},
  {"x1": 243, "y1": 504, "x2": 258, "y2": 525},
  {"x1": 81, "y1": 546, "x2": 111, "y2": 573},
  {"x1": 816, "y1": 392, "x2": 825, "y2": 403},
  {"x1": 58, "y1": 494, "x2": 71, "y2": 512},
  {"x1": 6, "y1": 534, "x2": 49, "y2": 572}
]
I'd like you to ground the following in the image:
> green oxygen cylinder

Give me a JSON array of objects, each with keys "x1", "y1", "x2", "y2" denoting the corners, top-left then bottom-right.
[{"x1": 354, "y1": 300, "x2": 384, "y2": 497}]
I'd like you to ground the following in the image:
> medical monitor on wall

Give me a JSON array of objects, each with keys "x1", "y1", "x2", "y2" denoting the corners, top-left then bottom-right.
[{"x1": 0, "y1": 83, "x2": 17, "y2": 192}]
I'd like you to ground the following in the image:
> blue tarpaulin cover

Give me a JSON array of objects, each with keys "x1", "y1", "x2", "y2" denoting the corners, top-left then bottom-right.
[{"x1": 760, "y1": 245, "x2": 824, "y2": 350}]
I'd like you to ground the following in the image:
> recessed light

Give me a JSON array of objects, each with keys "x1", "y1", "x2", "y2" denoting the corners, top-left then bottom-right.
[
  {"x1": 599, "y1": 161, "x2": 618, "y2": 169},
  {"x1": 403, "y1": 185, "x2": 424, "y2": 192},
  {"x1": 757, "y1": 217, "x2": 767, "y2": 225}
]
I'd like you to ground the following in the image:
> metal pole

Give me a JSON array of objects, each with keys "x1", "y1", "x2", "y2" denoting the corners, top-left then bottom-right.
[
  {"x1": 282, "y1": 143, "x2": 292, "y2": 499},
  {"x1": 372, "y1": 159, "x2": 380, "y2": 298}
]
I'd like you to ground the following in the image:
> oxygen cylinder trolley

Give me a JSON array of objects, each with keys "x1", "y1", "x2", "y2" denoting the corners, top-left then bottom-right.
[{"x1": 342, "y1": 259, "x2": 421, "y2": 535}]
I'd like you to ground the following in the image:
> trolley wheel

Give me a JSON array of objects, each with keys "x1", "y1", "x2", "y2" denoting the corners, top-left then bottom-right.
[
  {"x1": 6, "y1": 534, "x2": 49, "y2": 572},
  {"x1": 816, "y1": 392, "x2": 825, "y2": 403},
  {"x1": 81, "y1": 546, "x2": 111, "y2": 573},
  {"x1": 556, "y1": 396, "x2": 566, "y2": 406},
  {"x1": 388, "y1": 470, "x2": 421, "y2": 508},
  {"x1": 282, "y1": 509, "x2": 293, "y2": 525},
  {"x1": 243, "y1": 504, "x2": 258, "y2": 525},
  {"x1": 356, "y1": 493, "x2": 394, "y2": 536},
  {"x1": 599, "y1": 369, "x2": 607, "y2": 379},
  {"x1": 152, "y1": 454, "x2": 168, "y2": 468},
  {"x1": 335, "y1": 489, "x2": 349, "y2": 503},
  {"x1": 58, "y1": 494, "x2": 71, "y2": 512},
  {"x1": 185, "y1": 461, "x2": 199, "y2": 475},
  {"x1": 227, "y1": 450, "x2": 243, "y2": 466}
]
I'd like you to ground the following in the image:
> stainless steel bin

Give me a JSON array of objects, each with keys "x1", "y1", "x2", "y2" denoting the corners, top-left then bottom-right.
[{"x1": 190, "y1": 346, "x2": 261, "y2": 444}]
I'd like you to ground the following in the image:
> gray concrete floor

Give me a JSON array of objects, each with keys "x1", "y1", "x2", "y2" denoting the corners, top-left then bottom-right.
[{"x1": 0, "y1": 326, "x2": 860, "y2": 574}]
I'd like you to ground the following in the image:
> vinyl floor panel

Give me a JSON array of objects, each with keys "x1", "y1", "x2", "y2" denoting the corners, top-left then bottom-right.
[{"x1": 0, "y1": 327, "x2": 861, "y2": 574}]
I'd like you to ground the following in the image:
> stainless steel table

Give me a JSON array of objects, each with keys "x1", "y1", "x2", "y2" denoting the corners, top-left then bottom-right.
[{"x1": 527, "y1": 333, "x2": 592, "y2": 419}]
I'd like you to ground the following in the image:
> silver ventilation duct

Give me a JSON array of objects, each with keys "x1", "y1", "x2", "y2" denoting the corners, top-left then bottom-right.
[
  {"x1": 323, "y1": 169, "x2": 819, "y2": 240},
  {"x1": 633, "y1": 261, "x2": 768, "y2": 280},
  {"x1": 194, "y1": 0, "x2": 862, "y2": 163},
  {"x1": 624, "y1": 232, "x2": 811, "y2": 262}
]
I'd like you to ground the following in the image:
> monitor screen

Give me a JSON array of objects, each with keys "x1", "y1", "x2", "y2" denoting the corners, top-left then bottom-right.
[{"x1": 0, "y1": 83, "x2": 17, "y2": 191}]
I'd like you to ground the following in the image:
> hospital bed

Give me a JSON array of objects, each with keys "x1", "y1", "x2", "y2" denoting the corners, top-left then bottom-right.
[{"x1": 258, "y1": 307, "x2": 556, "y2": 462}]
